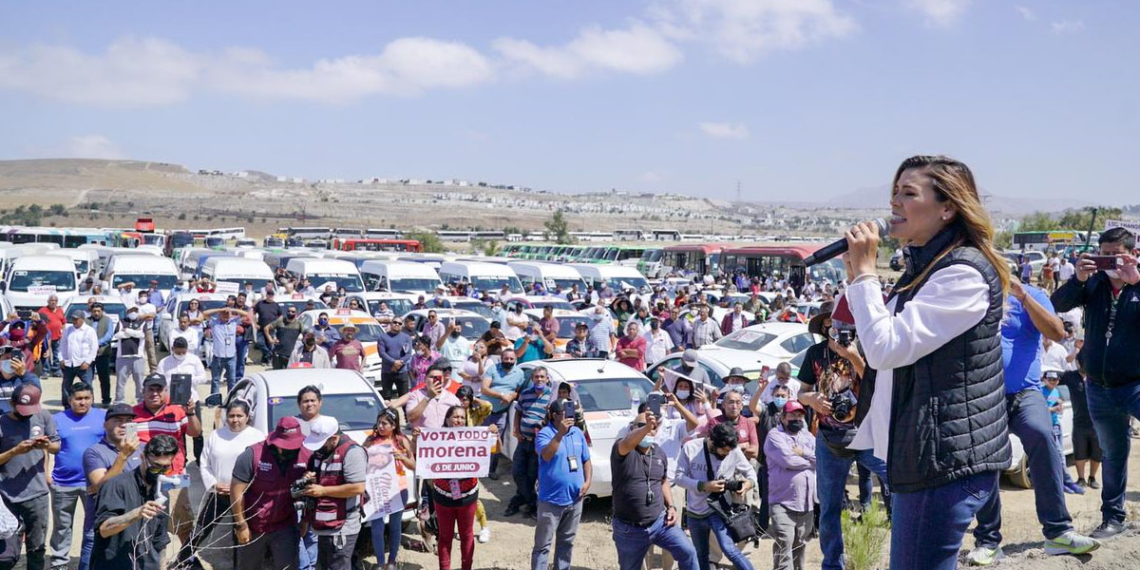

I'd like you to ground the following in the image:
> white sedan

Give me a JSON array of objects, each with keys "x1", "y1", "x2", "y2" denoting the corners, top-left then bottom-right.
[{"x1": 701, "y1": 321, "x2": 817, "y2": 373}]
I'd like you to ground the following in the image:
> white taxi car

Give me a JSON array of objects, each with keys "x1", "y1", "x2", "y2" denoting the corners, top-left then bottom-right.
[{"x1": 297, "y1": 309, "x2": 386, "y2": 384}]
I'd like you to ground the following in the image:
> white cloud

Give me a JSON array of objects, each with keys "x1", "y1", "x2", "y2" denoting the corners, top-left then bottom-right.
[
  {"x1": 639, "y1": 171, "x2": 664, "y2": 182},
  {"x1": 1014, "y1": 6, "x2": 1036, "y2": 21},
  {"x1": 908, "y1": 0, "x2": 971, "y2": 27},
  {"x1": 1051, "y1": 20, "x2": 1085, "y2": 34},
  {"x1": 0, "y1": 35, "x2": 493, "y2": 106},
  {"x1": 494, "y1": 24, "x2": 682, "y2": 79},
  {"x1": 653, "y1": 0, "x2": 857, "y2": 64},
  {"x1": 31, "y1": 135, "x2": 129, "y2": 159},
  {"x1": 699, "y1": 122, "x2": 750, "y2": 139}
]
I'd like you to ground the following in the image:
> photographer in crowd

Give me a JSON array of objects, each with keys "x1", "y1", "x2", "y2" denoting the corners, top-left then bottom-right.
[
  {"x1": 531, "y1": 398, "x2": 591, "y2": 570},
  {"x1": 674, "y1": 422, "x2": 757, "y2": 570},
  {"x1": 1051, "y1": 226, "x2": 1140, "y2": 539},
  {"x1": 92, "y1": 434, "x2": 179, "y2": 570},
  {"x1": 231, "y1": 417, "x2": 308, "y2": 570},
  {"x1": 299, "y1": 416, "x2": 367, "y2": 570},
  {"x1": 795, "y1": 300, "x2": 887, "y2": 570}
]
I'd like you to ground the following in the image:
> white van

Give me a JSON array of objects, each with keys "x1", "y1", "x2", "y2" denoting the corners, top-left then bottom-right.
[
  {"x1": 202, "y1": 257, "x2": 274, "y2": 291},
  {"x1": 568, "y1": 263, "x2": 650, "y2": 292},
  {"x1": 104, "y1": 255, "x2": 180, "y2": 297},
  {"x1": 50, "y1": 249, "x2": 101, "y2": 277},
  {"x1": 438, "y1": 261, "x2": 523, "y2": 296},
  {"x1": 0, "y1": 245, "x2": 58, "y2": 279},
  {"x1": 285, "y1": 258, "x2": 365, "y2": 292},
  {"x1": 359, "y1": 260, "x2": 442, "y2": 296},
  {"x1": 508, "y1": 261, "x2": 587, "y2": 292},
  {"x1": 3, "y1": 255, "x2": 80, "y2": 315}
]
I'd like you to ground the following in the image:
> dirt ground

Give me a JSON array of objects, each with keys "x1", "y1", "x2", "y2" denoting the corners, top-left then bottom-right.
[{"x1": 34, "y1": 366, "x2": 1140, "y2": 570}]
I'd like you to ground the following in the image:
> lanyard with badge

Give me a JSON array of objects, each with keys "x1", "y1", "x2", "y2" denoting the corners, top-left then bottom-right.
[{"x1": 566, "y1": 431, "x2": 580, "y2": 472}]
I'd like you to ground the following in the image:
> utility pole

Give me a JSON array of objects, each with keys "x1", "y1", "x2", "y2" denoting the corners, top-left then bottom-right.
[{"x1": 1084, "y1": 207, "x2": 1098, "y2": 253}]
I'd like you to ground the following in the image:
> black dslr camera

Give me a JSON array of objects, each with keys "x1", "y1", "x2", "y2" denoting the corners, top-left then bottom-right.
[
  {"x1": 836, "y1": 330, "x2": 855, "y2": 347},
  {"x1": 724, "y1": 479, "x2": 745, "y2": 493},
  {"x1": 291, "y1": 475, "x2": 316, "y2": 520},
  {"x1": 830, "y1": 390, "x2": 857, "y2": 423}
]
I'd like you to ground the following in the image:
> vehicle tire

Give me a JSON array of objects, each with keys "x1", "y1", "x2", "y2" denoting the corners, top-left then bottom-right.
[{"x1": 1007, "y1": 455, "x2": 1032, "y2": 489}]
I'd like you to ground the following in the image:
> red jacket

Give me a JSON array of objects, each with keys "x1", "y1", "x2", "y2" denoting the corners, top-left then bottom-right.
[{"x1": 720, "y1": 312, "x2": 748, "y2": 336}]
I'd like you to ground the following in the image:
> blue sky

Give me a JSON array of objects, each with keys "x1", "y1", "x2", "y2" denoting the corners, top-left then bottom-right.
[{"x1": 1, "y1": 0, "x2": 1136, "y2": 204}]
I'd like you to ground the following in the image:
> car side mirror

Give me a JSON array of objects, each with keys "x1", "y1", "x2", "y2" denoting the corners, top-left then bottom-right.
[{"x1": 204, "y1": 393, "x2": 224, "y2": 407}]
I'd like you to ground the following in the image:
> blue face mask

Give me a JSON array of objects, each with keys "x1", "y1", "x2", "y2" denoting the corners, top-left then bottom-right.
[
  {"x1": 773, "y1": 397, "x2": 788, "y2": 409},
  {"x1": 318, "y1": 319, "x2": 328, "y2": 326},
  {"x1": 637, "y1": 435, "x2": 655, "y2": 449}
]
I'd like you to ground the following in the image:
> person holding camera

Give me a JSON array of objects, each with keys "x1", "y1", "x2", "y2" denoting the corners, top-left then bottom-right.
[
  {"x1": 299, "y1": 416, "x2": 367, "y2": 570},
  {"x1": 610, "y1": 406, "x2": 698, "y2": 570},
  {"x1": 531, "y1": 398, "x2": 592, "y2": 570},
  {"x1": 0, "y1": 345, "x2": 40, "y2": 416},
  {"x1": 231, "y1": 417, "x2": 309, "y2": 570},
  {"x1": 1050, "y1": 226, "x2": 1140, "y2": 539},
  {"x1": 765, "y1": 400, "x2": 816, "y2": 570},
  {"x1": 674, "y1": 422, "x2": 757, "y2": 570},
  {"x1": 0, "y1": 384, "x2": 57, "y2": 570}
]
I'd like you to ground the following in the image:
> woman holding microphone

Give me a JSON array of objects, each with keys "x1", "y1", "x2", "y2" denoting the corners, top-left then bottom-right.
[{"x1": 841, "y1": 155, "x2": 1011, "y2": 570}]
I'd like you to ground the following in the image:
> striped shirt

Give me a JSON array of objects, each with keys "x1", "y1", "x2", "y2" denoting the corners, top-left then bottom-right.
[
  {"x1": 132, "y1": 403, "x2": 190, "y2": 474},
  {"x1": 517, "y1": 382, "x2": 554, "y2": 438}
]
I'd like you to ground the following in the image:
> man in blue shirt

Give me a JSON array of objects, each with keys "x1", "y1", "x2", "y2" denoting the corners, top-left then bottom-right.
[
  {"x1": 532, "y1": 398, "x2": 591, "y2": 570},
  {"x1": 966, "y1": 281, "x2": 1099, "y2": 565},
  {"x1": 481, "y1": 349, "x2": 525, "y2": 479},
  {"x1": 201, "y1": 306, "x2": 251, "y2": 393},
  {"x1": 48, "y1": 382, "x2": 105, "y2": 570},
  {"x1": 515, "y1": 325, "x2": 552, "y2": 364}
]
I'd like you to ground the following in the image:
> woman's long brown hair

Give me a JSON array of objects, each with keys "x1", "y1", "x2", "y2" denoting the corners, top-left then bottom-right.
[{"x1": 892, "y1": 155, "x2": 1011, "y2": 295}]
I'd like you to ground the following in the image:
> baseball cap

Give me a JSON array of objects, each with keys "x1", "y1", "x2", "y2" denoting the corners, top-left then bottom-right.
[
  {"x1": 143, "y1": 373, "x2": 167, "y2": 390},
  {"x1": 682, "y1": 349, "x2": 699, "y2": 367},
  {"x1": 303, "y1": 416, "x2": 340, "y2": 451},
  {"x1": 12, "y1": 383, "x2": 41, "y2": 415},
  {"x1": 105, "y1": 403, "x2": 137, "y2": 420},
  {"x1": 783, "y1": 400, "x2": 806, "y2": 415},
  {"x1": 268, "y1": 416, "x2": 306, "y2": 450}
]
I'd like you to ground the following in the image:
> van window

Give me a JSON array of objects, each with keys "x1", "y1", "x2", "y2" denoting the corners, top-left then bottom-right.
[
  {"x1": 307, "y1": 273, "x2": 364, "y2": 293},
  {"x1": 389, "y1": 277, "x2": 440, "y2": 293},
  {"x1": 8, "y1": 269, "x2": 76, "y2": 292},
  {"x1": 112, "y1": 274, "x2": 178, "y2": 290}
]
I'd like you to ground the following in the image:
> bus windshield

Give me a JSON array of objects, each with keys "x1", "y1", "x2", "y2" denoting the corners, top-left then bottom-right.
[{"x1": 9, "y1": 270, "x2": 76, "y2": 292}]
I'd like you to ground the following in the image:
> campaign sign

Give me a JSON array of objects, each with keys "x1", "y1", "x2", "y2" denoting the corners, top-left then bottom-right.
[
  {"x1": 415, "y1": 427, "x2": 494, "y2": 479},
  {"x1": 362, "y1": 445, "x2": 408, "y2": 522}
]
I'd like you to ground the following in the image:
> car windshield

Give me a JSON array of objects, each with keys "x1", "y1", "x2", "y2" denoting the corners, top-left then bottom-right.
[
  {"x1": 218, "y1": 278, "x2": 273, "y2": 290},
  {"x1": 73, "y1": 260, "x2": 90, "y2": 274},
  {"x1": 310, "y1": 274, "x2": 364, "y2": 292},
  {"x1": 279, "y1": 299, "x2": 328, "y2": 313},
  {"x1": 609, "y1": 276, "x2": 649, "y2": 291},
  {"x1": 268, "y1": 393, "x2": 383, "y2": 432},
  {"x1": 553, "y1": 316, "x2": 590, "y2": 338},
  {"x1": 528, "y1": 299, "x2": 574, "y2": 311},
  {"x1": 330, "y1": 322, "x2": 384, "y2": 343},
  {"x1": 8, "y1": 270, "x2": 76, "y2": 292},
  {"x1": 112, "y1": 274, "x2": 179, "y2": 290},
  {"x1": 435, "y1": 316, "x2": 490, "y2": 340},
  {"x1": 473, "y1": 276, "x2": 523, "y2": 294},
  {"x1": 366, "y1": 299, "x2": 413, "y2": 318},
  {"x1": 65, "y1": 302, "x2": 127, "y2": 321},
  {"x1": 716, "y1": 329, "x2": 778, "y2": 351},
  {"x1": 642, "y1": 250, "x2": 663, "y2": 262},
  {"x1": 390, "y1": 278, "x2": 441, "y2": 293},
  {"x1": 549, "y1": 279, "x2": 586, "y2": 293},
  {"x1": 453, "y1": 302, "x2": 494, "y2": 319},
  {"x1": 572, "y1": 377, "x2": 654, "y2": 413}
]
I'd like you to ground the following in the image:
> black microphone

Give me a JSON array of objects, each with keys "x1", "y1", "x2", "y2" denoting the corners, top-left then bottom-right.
[{"x1": 803, "y1": 218, "x2": 890, "y2": 267}]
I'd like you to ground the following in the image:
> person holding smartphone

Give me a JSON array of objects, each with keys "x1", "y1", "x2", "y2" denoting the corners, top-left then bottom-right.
[
  {"x1": 0, "y1": 346, "x2": 41, "y2": 416},
  {"x1": 1051, "y1": 226, "x2": 1140, "y2": 539},
  {"x1": 531, "y1": 398, "x2": 591, "y2": 570},
  {"x1": 0, "y1": 383, "x2": 59, "y2": 570}
]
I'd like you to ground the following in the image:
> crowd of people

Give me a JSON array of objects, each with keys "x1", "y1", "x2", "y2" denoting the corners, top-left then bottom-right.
[{"x1": 1, "y1": 157, "x2": 1139, "y2": 570}]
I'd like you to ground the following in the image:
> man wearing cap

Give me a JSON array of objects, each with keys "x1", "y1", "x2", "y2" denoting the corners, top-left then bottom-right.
[
  {"x1": 132, "y1": 374, "x2": 202, "y2": 561},
  {"x1": 0, "y1": 345, "x2": 41, "y2": 415},
  {"x1": 231, "y1": 419, "x2": 305, "y2": 570},
  {"x1": 329, "y1": 323, "x2": 365, "y2": 372},
  {"x1": 36, "y1": 295, "x2": 65, "y2": 379},
  {"x1": 48, "y1": 382, "x2": 104, "y2": 570},
  {"x1": 59, "y1": 312, "x2": 98, "y2": 402},
  {"x1": 0, "y1": 384, "x2": 58, "y2": 570},
  {"x1": 81, "y1": 403, "x2": 140, "y2": 570},
  {"x1": 92, "y1": 434, "x2": 179, "y2": 570},
  {"x1": 378, "y1": 319, "x2": 414, "y2": 401},
  {"x1": 202, "y1": 305, "x2": 252, "y2": 392},
  {"x1": 113, "y1": 304, "x2": 147, "y2": 404},
  {"x1": 796, "y1": 298, "x2": 887, "y2": 570},
  {"x1": 678, "y1": 349, "x2": 711, "y2": 387},
  {"x1": 253, "y1": 290, "x2": 283, "y2": 366},
  {"x1": 765, "y1": 400, "x2": 816, "y2": 570},
  {"x1": 299, "y1": 416, "x2": 367, "y2": 570},
  {"x1": 86, "y1": 303, "x2": 117, "y2": 407},
  {"x1": 290, "y1": 330, "x2": 332, "y2": 368},
  {"x1": 564, "y1": 322, "x2": 594, "y2": 359},
  {"x1": 265, "y1": 305, "x2": 304, "y2": 370}
]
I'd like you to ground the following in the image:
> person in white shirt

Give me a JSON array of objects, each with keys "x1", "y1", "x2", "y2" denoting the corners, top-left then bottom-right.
[
  {"x1": 437, "y1": 322, "x2": 472, "y2": 382},
  {"x1": 60, "y1": 312, "x2": 98, "y2": 401},
  {"x1": 113, "y1": 305, "x2": 147, "y2": 404},
  {"x1": 1040, "y1": 337, "x2": 1070, "y2": 375},
  {"x1": 171, "y1": 314, "x2": 204, "y2": 358},
  {"x1": 156, "y1": 337, "x2": 208, "y2": 406},
  {"x1": 644, "y1": 318, "x2": 675, "y2": 365},
  {"x1": 135, "y1": 290, "x2": 159, "y2": 373},
  {"x1": 190, "y1": 399, "x2": 265, "y2": 569},
  {"x1": 760, "y1": 363, "x2": 801, "y2": 405}
]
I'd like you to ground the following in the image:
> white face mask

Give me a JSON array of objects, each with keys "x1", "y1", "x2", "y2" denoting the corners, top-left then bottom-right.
[{"x1": 675, "y1": 389, "x2": 691, "y2": 400}]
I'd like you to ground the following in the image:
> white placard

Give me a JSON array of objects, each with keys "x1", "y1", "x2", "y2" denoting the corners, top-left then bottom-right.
[
  {"x1": 28, "y1": 286, "x2": 56, "y2": 296},
  {"x1": 214, "y1": 281, "x2": 240, "y2": 294},
  {"x1": 1104, "y1": 219, "x2": 1140, "y2": 235},
  {"x1": 414, "y1": 427, "x2": 494, "y2": 480},
  {"x1": 361, "y1": 445, "x2": 410, "y2": 522}
]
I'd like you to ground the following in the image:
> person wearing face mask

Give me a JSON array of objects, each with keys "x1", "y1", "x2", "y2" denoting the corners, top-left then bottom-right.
[
  {"x1": 505, "y1": 366, "x2": 555, "y2": 518},
  {"x1": 759, "y1": 362, "x2": 801, "y2": 405},
  {"x1": 329, "y1": 324, "x2": 364, "y2": 372},
  {"x1": 290, "y1": 330, "x2": 331, "y2": 368},
  {"x1": 644, "y1": 318, "x2": 675, "y2": 366},
  {"x1": 231, "y1": 417, "x2": 309, "y2": 570},
  {"x1": 378, "y1": 320, "x2": 414, "y2": 401},
  {"x1": 132, "y1": 290, "x2": 159, "y2": 374},
  {"x1": 85, "y1": 303, "x2": 117, "y2": 407},
  {"x1": 764, "y1": 401, "x2": 816, "y2": 570},
  {"x1": 92, "y1": 434, "x2": 180, "y2": 570},
  {"x1": 408, "y1": 335, "x2": 440, "y2": 386},
  {"x1": 481, "y1": 348, "x2": 525, "y2": 479},
  {"x1": 0, "y1": 384, "x2": 59, "y2": 570},
  {"x1": 436, "y1": 318, "x2": 472, "y2": 382},
  {"x1": 586, "y1": 306, "x2": 616, "y2": 359},
  {"x1": 748, "y1": 384, "x2": 791, "y2": 533},
  {"x1": 298, "y1": 416, "x2": 367, "y2": 570},
  {"x1": 112, "y1": 306, "x2": 147, "y2": 404},
  {"x1": 156, "y1": 337, "x2": 207, "y2": 407},
  {"x1": 1051, "y1": 226, "x2": 1140, "y2": 539},
  {"x1": 265, "y1": 307, "x2": 304, "y2": 370},
  {"x1": 0, "y1": 345, "x2": 41, "y2": 415},
  {"x1": 674, "y1": 422, "x2": 757, "y2": 570},
  {"x1": 81, "y1": 404, "x2": 140, "y2": 570},
  {"x1": 312, "y1": 313, "x2": 340, "y2": 351},
  {"x1": 610, "y1": 406, "x2": 698, "y2": 570}
]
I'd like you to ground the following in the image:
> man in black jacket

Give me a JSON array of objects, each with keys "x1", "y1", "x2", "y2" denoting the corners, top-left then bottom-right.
[{"x1": 1051, "y1": 227, "x2": 1140, "y2": 539}]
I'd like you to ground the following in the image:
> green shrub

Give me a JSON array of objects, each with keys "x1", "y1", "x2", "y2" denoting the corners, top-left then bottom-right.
[{"x1": 841, "y1": 500, "x2": 890, "y2": 570}]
